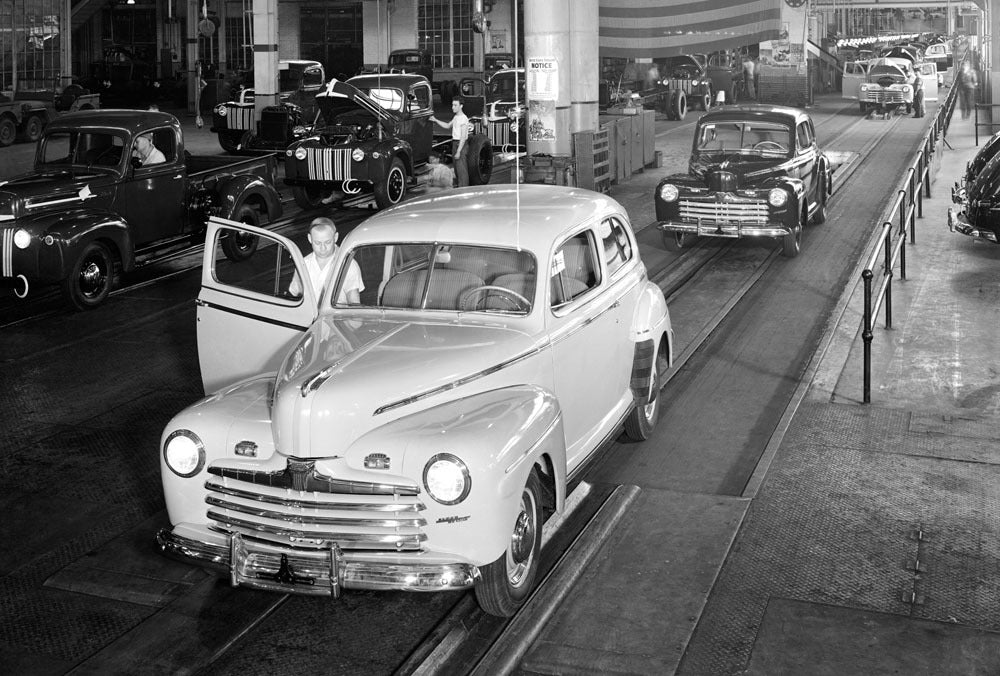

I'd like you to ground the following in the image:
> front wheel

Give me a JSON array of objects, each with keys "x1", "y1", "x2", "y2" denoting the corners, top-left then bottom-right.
[
  {"x1": 811, "y1": 173, "x2": 828, "y2": 225},
  {"x1": 62, "y1": 241, "x2": 115, "y2": 310},
  {"x1": 22, "y1": 114, "x2": 44, "y2": 143},
  {"x1": 782, "y1": 210, "x2": 804, "y2": 258},
  {"x1": 623, "y1": 343, "x2": 668, "y2": 441},
  {"x1": 0, "y1": 117, "x2": 16, "y2": 147},
  {"x1": 217, "y1": 131, "x2": 242, "y2": 154},
  {"x1": 292, "y1": 185, "x2": 328, "y2": 210},
  {"x1": 661, "y1": 230, "x2": 696, "y2": 252},
  {"x1": 466, "y1": 135, "x2": 494, "y2": 186},
  {"x1": 221, "y1": 204, "x2": 261, "y2": 261},
  {"x1": 373, "y1": 158, "x2": 407, "y2": 209},
  {"x1": 667, "y1": 90, "x2": 688, "y2": 121},
  {"x1": 697, "y1": 89, "x2": 713, "y2": 110},
  {"x1": 475, "y1": 471, "x2": 543, "y2": 617}
]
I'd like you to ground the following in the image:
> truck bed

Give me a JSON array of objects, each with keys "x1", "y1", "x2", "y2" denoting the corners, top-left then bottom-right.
[{"x1": 186, "y1": 153, "x2": 278, "y2": 182}]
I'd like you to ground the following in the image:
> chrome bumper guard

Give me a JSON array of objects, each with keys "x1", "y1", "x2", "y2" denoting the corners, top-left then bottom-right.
[
  {"x1": 947, "y1": 207, "x2": 998, "y2": 242},
  {"x1": 156, "y1": 528, "x2": 478, "y2": 596},
  {"x1": 657, "y1": 220, "x2": 792, "y2": 239}
]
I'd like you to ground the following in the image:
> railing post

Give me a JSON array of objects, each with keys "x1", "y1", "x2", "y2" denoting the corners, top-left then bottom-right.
[
  {"x1": 862, "y1": 268, "x2": 873, "y2": 404},
  {"x1": 975, "y1": 103, "x2": 979, "y2": 145},
  {"x1": 883, "y1": 227, "x2": 893, "y2": 330},
  {"x1": 899, "y1": 217, "x2": 907, "y2": 281},
  {"x1": 917, "y1": 155, "x2": 925, "y2": 218}
]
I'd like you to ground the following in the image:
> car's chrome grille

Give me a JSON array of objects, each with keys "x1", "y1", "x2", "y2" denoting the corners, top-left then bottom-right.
[
  {"x1": 663, "y1": 78, "x2": 696, "y2": 93},
  {"x1": 204, "y1": 465, "x2": 427, "y2": 551},
  {"x1": 305, "y1": 148, "x2": 353, "y2": 180},
  {"x1": 487, "y1": 120, "x2": 520, "y2": 148},
  {"x1": 224, "y1": 104, "x2": 256, "y2": 131},
  {"x1": 679, "y1": 196, "x2": 769, "y2": 224},
  {"x1": 2, "y1": 228, "x2": 12, "y2": 277},
  {"x1": 863, "y1": 90, "x2": 905, "y2": 104}
]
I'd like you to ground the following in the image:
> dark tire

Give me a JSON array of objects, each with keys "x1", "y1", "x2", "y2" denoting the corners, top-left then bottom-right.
[
  {"x1": 466, "y1": 135, "x2": 493, "y2": 186},
  {"x1": 811, "y1": 172, "x2": 827, "y2": 225},
  {"x1": 782, "y1": 209, "x2": 804, "y2": 258},
  {"x1": 697, "y1": 89, "x2": 713, "y2": 110},
  {"x1": 22, "y1": 114, "x2": 44, "y2": 143},
  {"x1": 668, "y1": 90, "x2": 687, "y2": 121},
  {"x1": 0, "y1": 117, "x2": 16, "y2": 147},
  {"x1": 623, "y1": 343, "x2": 668, "y2": 441},
  {"x1": 859, "y1": 102, "x2": 868, "y2": 114},
  {"x1": 221, "y1": 205, "x2": 261, "y2": 261},
  {"x1": 218, "y1": 131, "x2": 241, "y2": 154},
  {"x1": 62, "y1": 241, "x2": 114, "y2": 310},
  {"x1": 292, "y1": 185, "x2": 328, "y2": 210},
  {"x1": 373, "y1": 158, "x2": 407, "y2": 209},
  {"x1": 475, "y1": 470, "x2": 543, "y2": 617},
  {"x1": 661, "y1": 230, "x2": 695, "y2": 252}
]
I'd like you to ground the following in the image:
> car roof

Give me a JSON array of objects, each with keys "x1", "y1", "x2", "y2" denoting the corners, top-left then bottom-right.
[
  {"x1": 45, "y1": 109, "x2": 180, "y2": 134},
  {"x1": 698, "y1": 103, "x2": 808, "y2": 126},
  {"x1": 280, "y1": 60, "x2": 322, "y2": 69},
  {"x1": 345, "y1": 185, "x2": 626, "y2": 252},
  {"x1": 348, "y1": 73, "x2": 430, "y2": 89}
]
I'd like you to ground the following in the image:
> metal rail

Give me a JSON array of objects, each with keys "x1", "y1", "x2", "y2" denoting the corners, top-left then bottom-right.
[{"x1": 859, "y1": 78, "x2": 958, "y2": 403}]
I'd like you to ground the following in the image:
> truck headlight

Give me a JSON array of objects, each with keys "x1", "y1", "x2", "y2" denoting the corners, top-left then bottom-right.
[
  {"x1": 423, "y1": 453, "x2": 471, "y2": 505},
  {"x1": 13, "y1": 229, "x2": 31, "y2": 249},
  {"x1": 658, "y1": 183, "x2": 679, "y2": 202},
  {"x1": 352, "y1": 148, "x2": 366, "y2": 162},
  {"x1": 163, "y1": 429, "x2": 205, "y2": 478},
  {"x1": 768, "y1": 188, "x2": 788, "y2": 207},
  {"x1": 294, "y1": 147, "x2": 307, "y2": 161},
  {"x1": 214, "y1": 104, "x2": 227, "y2": 117}
]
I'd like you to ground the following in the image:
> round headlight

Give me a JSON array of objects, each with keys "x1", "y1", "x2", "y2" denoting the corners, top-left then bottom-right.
[
  {"x1": 860, "y1": 84, "x2": 868, "y2": 92},
  {"x1": 659, "y1": 183, "x2": 679, "y2": 202},
  {"x1": 214, "y1": 104, "x2": 227, "y2": 117},
  {"x1": 902, "y1": 85, "x2": 911, "y2": 93},
  {"x1": 423, "y1": 453, "x2": 471, "y2": 505},
  {"x1": 352, "y1": 147, "x2": 366, "y2": 162},
  {"x1": 163, "y1": 429, "x2": 205, "y2": 478},
  {"x1": 13, "y1": 229, "x2": 31, "y2": 249},
  {"x1": 768, "y1": 188, "x2": 788, "y2": 207},
  {"x1": 285, "y1": 148, "x2": 293, "y2": 157},
  {"x1": 294, "y1": 147, "x2": 307, "y2": 161}
]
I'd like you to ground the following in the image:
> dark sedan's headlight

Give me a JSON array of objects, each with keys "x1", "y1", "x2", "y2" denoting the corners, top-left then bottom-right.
[
  {"x1": 768, "y1": 188, "x2": 788, "y2": 207},
  {"x1": 659, "y1": 183, "x2": 679, "y2": 202}
]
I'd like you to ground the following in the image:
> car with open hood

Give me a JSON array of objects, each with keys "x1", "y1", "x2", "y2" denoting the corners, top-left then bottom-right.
[
  {"x1": 155, "y1": 184, "x2": 674, "y2": 617},
  {"x1": 283, "y1": 74, "x2": 492, "y2": 210},
  {"x1": 461, "y1": 67, "x2": 526, "y2": 151},
  {"x1": 654, "y1": 104, "x2": 833, "y2": 257},
  {"x1": 653, "y1": 54, "x2": 715, "y2": 113}
]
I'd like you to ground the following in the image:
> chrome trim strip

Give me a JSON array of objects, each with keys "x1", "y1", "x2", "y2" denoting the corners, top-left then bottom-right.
[
  {"x1": 207, "y1": 511, "x2": 427, "y2": 549},
  {"x1": 2, "y1": 228, "x2": 11, "y2": 278},
  {"x1": 205, "y1": 495, "x2": 428, "y2": 528},
  {"x1": 208, "y1": 464, "x2": 419, "y2": 495},
  {"x1": 206, "y1": 481, "x2": 425, "y2": 512}
]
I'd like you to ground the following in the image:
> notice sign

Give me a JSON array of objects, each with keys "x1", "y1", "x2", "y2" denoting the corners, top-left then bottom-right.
[{"x1": 527, "y1": 57, "x2": 557, "y2": 101}]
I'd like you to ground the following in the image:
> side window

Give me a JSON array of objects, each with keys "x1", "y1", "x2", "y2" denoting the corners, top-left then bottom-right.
[
  {"x1": 152, "y1": 128, "x2": 178, "y2": 162},
  {"x1": 550, "y1": 231, "x2": 600, "y2": 309},
  {"x1": 796, "y1": 122, "x2": 812, "y2": 150},
  {"x1": 412, "y1": 84, "x2": 432, "y2": 111},
  {"x1": 600, "y1": 217, "x2": 634, "y2": 276},
  {"x1": 212, "y1": 226, "x2": 301, "y2": 303},
  {"x1": 303, "y1": 67, "x2": 325, "y2": 88}
]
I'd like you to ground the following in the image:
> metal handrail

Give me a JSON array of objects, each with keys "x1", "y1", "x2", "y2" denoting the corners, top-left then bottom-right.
[{"x1": 860, "y1": 76, "x2": 958, "y2": 403}]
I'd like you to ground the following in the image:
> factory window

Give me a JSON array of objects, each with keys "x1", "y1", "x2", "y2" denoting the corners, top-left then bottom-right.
[{"x1": 418, "y1": 0, "x2": 473, "y2": 70}]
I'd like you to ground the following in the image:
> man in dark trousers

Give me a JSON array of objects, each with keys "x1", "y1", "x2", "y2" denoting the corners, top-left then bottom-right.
[
  {"x1": 912, "y1": 71, "x2": 924, "y2": 118},
  {"x1": 431, "y1": 100, "x2": 470, "y2": 187}
]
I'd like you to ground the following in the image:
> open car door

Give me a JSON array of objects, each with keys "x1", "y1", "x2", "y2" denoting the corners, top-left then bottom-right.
[
  {"x1": 197, "y1": 216, "x2": 318, "y2": 394},
  {"x1": 919, "y1": 61, "x2": 939, "y2": 101},
  {"x1": 842, "y1": 61, "x2": 868, "y2": 101}
]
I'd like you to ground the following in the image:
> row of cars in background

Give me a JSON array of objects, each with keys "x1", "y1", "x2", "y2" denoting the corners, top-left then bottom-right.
[
  {"x1": 841, "y1": 35, "x2": 948, "y2": 118},
  {"x1": 949, "y1": 128, "x2": 1000, "y2": 244},
  {"x1": 0, "y1": 86, "x2": 101, "y2": 147}
]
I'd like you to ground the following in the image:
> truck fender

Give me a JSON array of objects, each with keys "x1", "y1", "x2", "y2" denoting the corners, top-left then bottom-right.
[
  {"x1": 216, "y1": 173, "x2": 283, "y2": 223},
  {"x1": 20, "y1": 208, "x2": 133, "y2": 280},
  {"x1": 360, "y1": 384, "x2": 567, "y2": 565},
  {"x1": 629, "y1": 281, "x2": 673, "y2": 401}
]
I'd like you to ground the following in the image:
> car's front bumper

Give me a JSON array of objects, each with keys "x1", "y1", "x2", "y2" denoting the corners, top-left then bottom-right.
[
  {"x1": 947, "y1": 207, "x2": 999, "y2": 242},
  {"x1": 657, "y1": 220, "x2": 794, "y2": 239},
  {"x1": 157, "y1": 527, "x2": 479, "y2": 597}
]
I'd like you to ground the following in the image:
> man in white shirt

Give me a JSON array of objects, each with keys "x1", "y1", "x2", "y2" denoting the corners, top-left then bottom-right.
[
  {"x1": 430, "y1": 99, "x2": 470, "y2": 187},
  {"x1": 288, "y1": 217, "x2": 364, "y2": 304},
  {"x1": 133, "y1": 133, "x2": 166, "y2": 165}
]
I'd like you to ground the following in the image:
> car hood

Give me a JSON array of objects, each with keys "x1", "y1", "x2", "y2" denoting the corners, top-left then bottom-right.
[
  {"x1": 315, "y1": 78, "x2": 395, "y2": 126},
  {"x1": 688, "y1": 159, "x2": 793, "y2": 188},
  {"x1": 0, "y1": 171, "x2": 119, "y2": 217},
  {"x1": 270, "y1": 315, "x2": 538, "y2": 458}
]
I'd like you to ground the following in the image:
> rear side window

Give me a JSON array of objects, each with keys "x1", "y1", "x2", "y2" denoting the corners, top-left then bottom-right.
[
  {"x1": 796, "y1": 122, "x2": 813, "y2": 150},
  {"x1": 551, "y1": 231, "x2": 599, "y2": 308},
  {"x1": 600, "y1": 217, "x2": 633, "y2": 276}
]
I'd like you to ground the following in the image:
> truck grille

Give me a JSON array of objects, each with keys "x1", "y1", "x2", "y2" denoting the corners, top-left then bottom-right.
[
  {"x1": 204, "y1": 462, "x2": 427, "y2": 551},
  {"x1": 679, "y1": 195, "x2": 769, "y2": 224},
  {"x1": 863, "y1": 90, "x2": 905, "y2": 104},
  {"x1": 663, "y1": 78, "x2": 696, "y2": 93},
  {"x1": 487, "y1": 120, "x2": 521, "y2": 148},
  {"x1": 2, "y1": 228, "x2": 12, "y2": 277},
  {"x1": 305, "y1": 148, "x2": 353, "y2": 181},
  {"x1": 224, "y1": 104, "x2": 256, "y2": 131}
]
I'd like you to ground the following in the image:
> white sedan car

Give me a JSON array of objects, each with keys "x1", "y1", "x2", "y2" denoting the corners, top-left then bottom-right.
[{"x1": 156, "y1": 185, "x2": 673, "y2": 617}]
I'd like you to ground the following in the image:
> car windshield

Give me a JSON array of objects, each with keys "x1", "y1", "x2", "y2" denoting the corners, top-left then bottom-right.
[
  {"x1": 694, "y1": 120, "x2": 792, "y2": 160},
  {"x1": 357, "y1": 86, "x2": 405, "y2": 111},
  {"x1": 870, "y1": 65, "x2": 906, "y2": 78},
  {"x1": 489, "y1": 72, "x2": 524, "y2": 99},
  {"x1": 38, "y1": 130, "x2": 126, "y2": 169},
  {"x1": 661, "y1": 57, "x2": 701, "y2": 78},
  {"x1": 335, "y1": 242, "x2": 537, "y2": 314}
]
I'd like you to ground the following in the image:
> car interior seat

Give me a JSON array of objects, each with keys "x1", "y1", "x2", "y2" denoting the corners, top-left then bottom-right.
[{"x1": 381, "y1": 268, "x2": 485, "y2": 310}]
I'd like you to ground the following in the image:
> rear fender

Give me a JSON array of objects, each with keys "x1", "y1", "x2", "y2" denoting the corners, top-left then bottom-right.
[
  {"x1": 629, "y1": 280, "x2": 672, "y2": 401},
  {"x1": 216, "y1": 173, "x2": 283, "y2": 222},
  {"x1": 357, "y1": 385, "x2": 567, "y2": 565}
]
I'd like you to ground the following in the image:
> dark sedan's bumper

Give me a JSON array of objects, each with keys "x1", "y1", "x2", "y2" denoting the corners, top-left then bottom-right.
[
  {"x1": 947, "y1": 207, "x2": 998, "y2": 242},
  {"x1": 657, "y1": 220, "x2": 794, "y2": 239}
]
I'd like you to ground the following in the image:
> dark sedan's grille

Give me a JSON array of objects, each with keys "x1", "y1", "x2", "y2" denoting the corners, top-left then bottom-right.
[
  {"x1": 679, "y1": 195, "x2": 769, "y2": 224},
  {"x1": 205, "y1": 461, "x2": 427, "y2": 551}
]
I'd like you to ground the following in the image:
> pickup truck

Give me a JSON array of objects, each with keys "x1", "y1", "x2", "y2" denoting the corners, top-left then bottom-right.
[
  {"x1": 0, "y1": 88, "x2": 100, "y2": 147},
  {"x1": 0, "y1": 109, "x2": 283, "y2": 310}
]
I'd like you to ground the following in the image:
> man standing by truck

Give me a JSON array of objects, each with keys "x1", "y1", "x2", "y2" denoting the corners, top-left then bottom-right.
[{"x1": 431, "y1": 99, "x2": 470, "y2": 187}]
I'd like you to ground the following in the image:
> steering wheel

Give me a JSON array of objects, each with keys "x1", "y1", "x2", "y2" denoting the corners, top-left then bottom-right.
[
  {"x1": 459, "y1": 285, "x2": 530, "y2": 312},
  {"x1": 90, "y1": 146, "x2": 121, "y2": 166},
  {"x1": 752, "y1": 140, "x2": 784, "y2": 152}
]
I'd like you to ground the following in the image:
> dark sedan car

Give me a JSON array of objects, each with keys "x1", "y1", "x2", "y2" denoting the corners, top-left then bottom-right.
[
  {"x1": 949, "y1": 149, "x2": 1000, "y2": 243},
  {"x1": 654, "y1": 104, "x2": 834, "y2": 257}
]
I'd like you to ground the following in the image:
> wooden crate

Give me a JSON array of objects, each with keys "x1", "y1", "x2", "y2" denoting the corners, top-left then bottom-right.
[{"x1": 572, "y1": 128, "x2": 611, "y2": 193}]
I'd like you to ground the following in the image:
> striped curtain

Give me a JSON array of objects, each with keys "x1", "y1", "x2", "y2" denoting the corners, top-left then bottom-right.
[{"x1": 600, "y1": 0, "x2": 783, "y2": 58}]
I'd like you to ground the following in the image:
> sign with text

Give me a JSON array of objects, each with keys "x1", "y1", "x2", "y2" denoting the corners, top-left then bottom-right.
[{"x1": 527, "y1": 56, "x2": 557, "y2": 101}]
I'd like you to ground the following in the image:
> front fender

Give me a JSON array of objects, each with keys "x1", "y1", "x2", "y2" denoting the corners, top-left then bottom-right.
[
  {"x1": 216, "y1": 173, "x2": 283, "y2": 222},
  {"x1": 16, "y1": 208, "x2": 133, "y2": 280}
]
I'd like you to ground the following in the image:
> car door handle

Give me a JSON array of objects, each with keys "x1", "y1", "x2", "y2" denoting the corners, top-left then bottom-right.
[{"x1": 174, "y1": 174, "x2": 183, "y2": 180}]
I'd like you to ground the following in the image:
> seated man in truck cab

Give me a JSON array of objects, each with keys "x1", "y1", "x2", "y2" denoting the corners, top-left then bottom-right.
[{"x1": 133, "y1": 133, "x2": 166, "y2": 166}]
